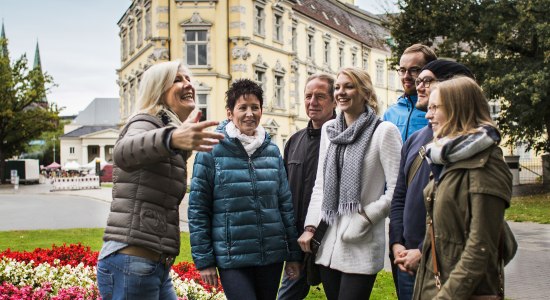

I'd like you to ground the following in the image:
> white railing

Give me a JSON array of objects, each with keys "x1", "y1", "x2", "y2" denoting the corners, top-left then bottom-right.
[{"x1": 51, "y1": 176, "x2": 100, "y2": 191}]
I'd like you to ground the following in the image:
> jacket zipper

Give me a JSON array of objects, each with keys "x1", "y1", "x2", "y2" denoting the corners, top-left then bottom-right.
[{"x1": 248, "y1": 156, "x2": 265, "y2": 262}]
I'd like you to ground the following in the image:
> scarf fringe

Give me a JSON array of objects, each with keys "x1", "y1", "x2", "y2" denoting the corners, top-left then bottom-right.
[{"x1": 321, "y1": 203, "x2": 361, "y2": 225}]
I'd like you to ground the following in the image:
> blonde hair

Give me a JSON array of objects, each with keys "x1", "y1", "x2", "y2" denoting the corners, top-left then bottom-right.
[
  {"x1": 336, "y1": 67, "x2": 379, "y2": 114},
  {"x1": 134, "y1": 61, "x2": 191, "y2": 116},
  {"x1": 434, "y1": 76, "x2": 496, "y2": 138}
]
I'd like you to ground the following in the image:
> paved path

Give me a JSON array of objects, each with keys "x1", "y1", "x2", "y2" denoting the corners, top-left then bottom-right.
[{"x1": 1, "y1": 183, "x2": 549, "y2": 299}]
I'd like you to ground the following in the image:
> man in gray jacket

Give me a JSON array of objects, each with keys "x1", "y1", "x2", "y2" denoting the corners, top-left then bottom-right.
[{"x1": 277, "y1": 73, "x2": 336, "y2": 300}]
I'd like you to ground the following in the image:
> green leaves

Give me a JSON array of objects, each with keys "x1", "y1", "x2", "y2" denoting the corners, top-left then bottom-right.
[{"x1": 387, "y1": 0, "x2": 550, "y2": 153}]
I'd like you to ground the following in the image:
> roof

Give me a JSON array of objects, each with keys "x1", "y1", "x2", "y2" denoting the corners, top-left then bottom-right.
[
  {"x1": 293, "y1": 0, "x2": 390, "y2": 51},
  {"x1": 61, "y1": 125, "x2": 118, "y2": 137},
  {"x1": 73, "y1": 98, "x2": 120, "y2": 126}
]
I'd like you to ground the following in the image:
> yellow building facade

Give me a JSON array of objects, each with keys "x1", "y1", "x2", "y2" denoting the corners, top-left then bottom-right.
[{"x1": 117, "y1": 0, "x2": 401, "y2": 149}]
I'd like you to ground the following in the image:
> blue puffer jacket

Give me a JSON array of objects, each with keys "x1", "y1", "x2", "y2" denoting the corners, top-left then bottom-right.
[
  {"x1": 383, "y1": 94, "x2": 428, "y2": 141},
  {"x1": 188, "y1": 121, "x2": 302, "y2": 270}
]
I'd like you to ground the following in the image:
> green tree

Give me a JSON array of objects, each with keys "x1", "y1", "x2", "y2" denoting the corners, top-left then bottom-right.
[
  {"x1": 386, "y1": 0, "x2": 550, "y2": 153},
  {"x1": 0, "y1": 36, "x2": 60, "y2": 182}
]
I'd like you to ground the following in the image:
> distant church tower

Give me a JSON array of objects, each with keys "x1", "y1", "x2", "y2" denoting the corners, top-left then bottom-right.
[
  {"x1": 0, "y1": 20, "x2": 8, "y2": 58},
  {"x1": 33, "y1": 41, "x2": 49, "y2": 106}
]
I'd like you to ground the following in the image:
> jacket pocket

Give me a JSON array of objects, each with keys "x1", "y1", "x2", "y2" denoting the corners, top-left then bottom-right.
[
  {"x1": 341, "y1": 213, "x2": 373, "y2": 243},
  {"x1": 225, "y1": 212, "x2": 231, "y2": 260},
  {"x1": 139, "y1": 203, "x2": 167, "y2": 234}
]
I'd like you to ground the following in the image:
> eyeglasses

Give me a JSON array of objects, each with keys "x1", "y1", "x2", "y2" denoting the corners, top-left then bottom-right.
[
  {"x1": 427, "y1": 104, "x2": 443, "y2": 113},
  {"x1": 415, "y1": 77, "x2": 439, "y2": 88},
  {"x1": 397, "y1": 67, "x2": 421, "y2": 77}
]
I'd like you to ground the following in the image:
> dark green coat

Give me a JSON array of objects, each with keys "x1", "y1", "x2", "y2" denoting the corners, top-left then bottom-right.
[{"x1": 413, "y1": 146, "x2": 512, "y2": 299}]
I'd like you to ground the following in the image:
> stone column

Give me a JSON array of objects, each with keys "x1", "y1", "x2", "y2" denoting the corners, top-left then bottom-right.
[
  {"x1": 99, "y1": 144, "x2": 106, "y2": 162},
  {"x1": 81, "y1": 145, "x2": 88, "y2": 164}
]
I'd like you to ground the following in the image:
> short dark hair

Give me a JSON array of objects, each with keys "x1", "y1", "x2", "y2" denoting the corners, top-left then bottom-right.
[
  {"x1": 402, "y1": 44, "x2": 437, "y2": 65},
  {"x1": 225, "y1": 79, "x2": 264, "y2": 111}
]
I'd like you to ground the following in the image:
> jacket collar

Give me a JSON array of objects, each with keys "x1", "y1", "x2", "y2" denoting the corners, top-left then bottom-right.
[
  {"x1": 217, "y1": 119, "x2": 271, "y2": 157},
  {"x1": 439, "y1": 145, "x2": 494, "y2": 178}
]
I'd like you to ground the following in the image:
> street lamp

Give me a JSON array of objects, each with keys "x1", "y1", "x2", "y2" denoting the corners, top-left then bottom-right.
[{"x1": 52, "y1": 136, "x2": 56, "y2": 163}]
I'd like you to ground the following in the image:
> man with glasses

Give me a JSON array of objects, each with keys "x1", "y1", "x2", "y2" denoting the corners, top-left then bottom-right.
[
  {"x1": 389, "y1": 60, "x2": 475, "y2": 300},
  {"x1": 383, "y1": 44, "x2": 437, "y2": 142}
]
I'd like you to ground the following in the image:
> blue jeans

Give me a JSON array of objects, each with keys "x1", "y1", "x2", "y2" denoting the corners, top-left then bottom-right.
[
  {"x1": 218, "y1": 263, "x2": 284, "y2": 300},
  {"x1": 96, "y1": 252, "x2": 177, "y2": 300},
  {"x1": 397, "y1": 269, "x2": 415, "y2": 300},
  {"x1": 277, "y1": 266, "x2": 310, "y2": 300}
]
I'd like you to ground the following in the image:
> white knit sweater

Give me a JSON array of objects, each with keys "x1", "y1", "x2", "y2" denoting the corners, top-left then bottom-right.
[{"x1": 304, "y1": 119, "x2": 402, "y2": 274}]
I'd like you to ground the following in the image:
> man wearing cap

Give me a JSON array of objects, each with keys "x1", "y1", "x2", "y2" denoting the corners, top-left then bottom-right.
[
  {"x1": 389, "y1": 60, "x2": 476, "y2": 300},
  {"x1": 383, "y1": 44, "x2": 437, "y2": 142}
]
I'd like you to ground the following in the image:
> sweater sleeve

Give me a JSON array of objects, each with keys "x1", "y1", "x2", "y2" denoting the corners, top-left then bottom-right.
[
  {"x1": 188, "y1": 151, "x2": 217, "y2": 270},
  {"x1": 363, "y1": 122, "x2": 402, "y2": 224}
]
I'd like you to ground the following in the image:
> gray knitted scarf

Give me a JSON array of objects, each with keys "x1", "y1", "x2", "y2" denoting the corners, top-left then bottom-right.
[{"x1": 322, "y1": 106, "x2": 378, "y2": 225}]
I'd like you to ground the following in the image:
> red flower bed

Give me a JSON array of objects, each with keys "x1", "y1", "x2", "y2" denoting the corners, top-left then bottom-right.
[
  {"x1": 1, "y1": 244, "x2": 219, "y2": 292},
  {"x1": 172, "y1": 261, "x2": 223, "y2": 293},
  {"x1": 0, "y1": 243, "x2": 98, "y2": 267}
]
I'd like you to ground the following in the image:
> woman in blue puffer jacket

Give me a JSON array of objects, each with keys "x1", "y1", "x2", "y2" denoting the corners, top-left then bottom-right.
[{"x1": 188, "y1": 79, "x2": 302, "y2": 300}]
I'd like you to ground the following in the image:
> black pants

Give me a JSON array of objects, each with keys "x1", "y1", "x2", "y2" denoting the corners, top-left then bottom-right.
[
  {"x1": 319, "y1": 265, "x2": 377, "y2": 300},
  {"x1": 218, "y1": 262, "x2": 284, "y2": 300}
]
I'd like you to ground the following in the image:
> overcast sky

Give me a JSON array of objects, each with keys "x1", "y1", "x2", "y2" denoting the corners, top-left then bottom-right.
[{"x1": 1, "y1": 0, "x2": 396, "y2": 116}]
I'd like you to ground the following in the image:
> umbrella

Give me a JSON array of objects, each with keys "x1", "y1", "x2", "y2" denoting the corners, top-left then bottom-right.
[{"x1": 45, "y1": 162, "x2": 61, "y2": 169}]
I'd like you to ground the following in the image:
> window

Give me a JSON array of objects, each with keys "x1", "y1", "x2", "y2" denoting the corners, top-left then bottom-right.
[
  {"x1": 185, "y1": 30, "x2": 208, "y2": 66},
  {"x1": 128, "y1": 21, "x2": 134, "y2": 54},
  {"x1": 339, "y1": 47, "x2": 344, "y2": 68},
  {"x1": 273, "y1": 13, "x2": 283, "y2": 42},
  {"x1": 69, "y1": 147, "x2": 75, "y2": 154},
  {"x1": 253, "y1": 55, "x2": 268, "y2": 95},
  {"x1": 307, "y1": 34, "x2": 314, "y2": 58},
  {"x1": 121, "y1": 31, "x2": 128, "y2": 60},
  {"x1": 376, "y1": 60, "x2": 385, "y2": 86},
  {"x1": 388, "y1": 70, "x2": 396, "y2": 90},
  {"x1": 91, "y1": 147, "x2": 98, "y2": 155},
  {"x1": 136, "y1": 14, "x2": 143, "y2": 48},
  {"x1": 291, "y1": 23, "x2": 297, "y2": 52},
  {"x1": 324, "y1": 41, "x2": 330, "y2": 64},
  {"x1": 254, "y1": 5, "x2": 265, "y2": 36},
  {"x1": 196, "y1": 94, "x2": 208, "y2": 122},
  {"x1": 362, "y1": 51, "x2": 369, "y2": 70},
  {"x1": 255, "y1": 69, "x2": 266, "y2": 91},
  {"x1": 274, "y1": 74, "x2": 284, "y2": 108},
  {"x1": 145, "y1": 6, "x2": 152, "y2": 39},
  {"x1": 351, "y1": 52, "x2": 357, "y2": 66}
]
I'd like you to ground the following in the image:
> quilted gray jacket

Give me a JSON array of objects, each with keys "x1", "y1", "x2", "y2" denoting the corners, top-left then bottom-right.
[{"x1": 102, "y1": 113, "x2": 189, "y2": 256}]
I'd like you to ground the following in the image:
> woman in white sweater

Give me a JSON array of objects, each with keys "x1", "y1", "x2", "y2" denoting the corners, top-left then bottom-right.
[{"x1": 298, "y1": 67, "x2": 402, "y2": 299}]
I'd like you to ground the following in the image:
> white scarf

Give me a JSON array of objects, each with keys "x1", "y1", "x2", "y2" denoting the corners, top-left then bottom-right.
[{"x1": 225, "y1": 121, "x2": 266, "y2": 156}]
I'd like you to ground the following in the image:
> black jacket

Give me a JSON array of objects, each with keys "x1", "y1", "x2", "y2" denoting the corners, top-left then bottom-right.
[{"x1": 283, "y1": 121, "x2": 323, "y2": 234}]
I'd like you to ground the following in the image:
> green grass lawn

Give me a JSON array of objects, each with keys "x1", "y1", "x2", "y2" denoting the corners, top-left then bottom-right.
[{"x1": 506, "y1": 193, "x2": 550, "y2": 224}]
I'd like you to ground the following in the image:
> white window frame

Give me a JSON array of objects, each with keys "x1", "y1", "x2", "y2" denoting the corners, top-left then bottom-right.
[{"x1": 254, "y1": 4, "x2": 266, "y2": 36}]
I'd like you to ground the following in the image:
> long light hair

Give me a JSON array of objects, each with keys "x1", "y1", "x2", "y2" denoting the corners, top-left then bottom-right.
[
  {"x1": 134, "y1": 61, "x2": 191, "y2": 116},
  {"x1": 434, "y1": 76, "x2": 496, "y2": 138},
  {"x1": 336, "y1": 67, "x2": 379, "y2": 114}
]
